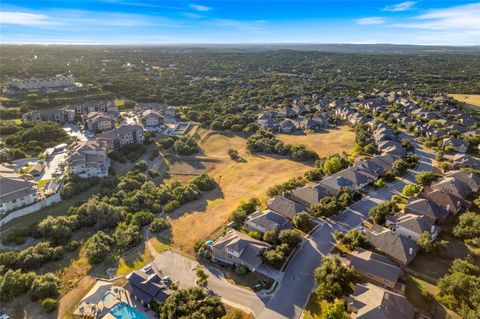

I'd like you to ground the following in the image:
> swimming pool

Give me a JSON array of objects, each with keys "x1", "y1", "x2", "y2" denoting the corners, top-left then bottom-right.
[{"x1": 110, "y1": 303, "x2": 148, "y2": 319}]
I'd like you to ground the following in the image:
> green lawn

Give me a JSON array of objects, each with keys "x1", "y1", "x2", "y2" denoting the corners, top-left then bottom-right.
[
  {"x1": 37, "y1": 179, "x2": 54, "y2": 188},
  {"x1": 1, "y1": 184, "x2": 102, "y2": 234},
  {"x1": 303, "y1": 293, "x2": 328, "y2": 319}
]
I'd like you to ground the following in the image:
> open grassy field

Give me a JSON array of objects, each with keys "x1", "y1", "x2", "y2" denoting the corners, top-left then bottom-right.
[
  {"x1": 449, "y1": 94, "x2": 480, "y2": 107},
  {"x1": 167, "y1": 127, "x2": 356, "y2": 256},
  {"x1": 276, "y1": 126, "x2": 356, "y2": 157}
]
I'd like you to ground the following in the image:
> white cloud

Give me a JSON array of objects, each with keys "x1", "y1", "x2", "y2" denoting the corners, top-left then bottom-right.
[
  {"x1": 383, "y1": 1, "x2": 416, "y2": 12},
  {"x1": 0, "y1": 11, "x2": 59, "y2": 25},
  {"x1": 393, "y1": 2, "x2": 480, "y2": 30},
  {"x1": 355, "y1": 17, "x2": 385, "y2": 25},
  {"x1": 189, "y1": 4, "x2": 211, "y2": 12}
]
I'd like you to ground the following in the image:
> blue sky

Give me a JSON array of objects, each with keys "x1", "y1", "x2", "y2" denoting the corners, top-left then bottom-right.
[{"x1": 0, "y1": 1, "x2": 479, "y2": 45}]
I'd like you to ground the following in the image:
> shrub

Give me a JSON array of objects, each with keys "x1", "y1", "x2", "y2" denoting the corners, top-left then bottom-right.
[
  {"x1": 293, "y1": 212, "x2": 314, "y2": 232},
  {"x1": 41, "y1": 298, "x2": 58, "y2": 313},
  {"x1": 228, "y1": 148, "x2": 240, "y2": 160},
  {"x1": 164, "y1": 200, "x2": 180, "y2": 213},
  {"x1": 373, "y1": 178, "x2": 385, "y2": 189},
  {"x1": 402, "y1": 183, "x2": 422, "y2": 197},
  {"x1": 151, "y1": 217, "x2": 171, "y2": 232},
  {"x1": 415, "y1": 172, "x2": 439, "y2": 186},
  {"x1": 30, "y1": 273, "x2": 60, "y2": 301},
  {"x1": 368, "y1": 201, "x2": 399, "y2": 225},
  {"x1": 248, "y1": 231, "x2": 262, "y2": 240}
]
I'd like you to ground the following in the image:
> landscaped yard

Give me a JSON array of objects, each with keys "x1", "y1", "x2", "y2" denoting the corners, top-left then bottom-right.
[
  {"x1": 166, "y1": 127, "x2": 356, "y2": 256},
  {"x1": 303, "y1": 292, "x2": 328, "y2": 319}
]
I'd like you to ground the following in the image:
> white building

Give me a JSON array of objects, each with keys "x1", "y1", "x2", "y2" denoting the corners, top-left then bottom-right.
[
  {"x1": 66, "y1": 140, "x2": 110, "y2": 178},
  {"x1": 0, "y1": 164, "x2": 39, "y2": 215},
  {"x1": 97, "y1": 124, "x2": 145, "y2": 149},
  {"x1": 9, "y1": 74, "x2": 75, "y2": 90}
]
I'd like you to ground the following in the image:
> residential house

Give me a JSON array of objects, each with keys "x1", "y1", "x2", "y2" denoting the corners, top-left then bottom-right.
[
  {"x1": 69, "y1": 100, "x2": 118, "y2": 116},
  {"x1": 386, "y1": 213, "x2": 439, "y2": 242},
  {"x1": 318, "y1": 166, "x2": 377, "y2": 196},
  {"x1": 421, "y1": 189, "x2": 467, "y2": 215},
  {"x1": 0, "y1": 165, "x2": 39, "y2": 215},
  {"x1": 347, "y1": 283, "x2": 415, "y2": 319},
  {"x1": 267, "y1": 195, "x2": 308, "y2": 219},
  {"x1": 125, "y1": 269, "x2": 172, "y2": 305},
  {"x1": 211, "y1": 229, "x2": 271, "y2": 271},
  {"x1": 442, "y1": 138, "x2": 469, "y2": 153},
  {"x1": 140, "y1": 109, "x2": 164, "y2": 128},
  {"x1": 287, "y1": 184, "x2": 327, "y2": 208},
  {"x1": 344, "y1": 248, "x2": 404, "y2": 293},
  {"x1": 22, "y1": 108, "x2": 76, "y2": 124},
  {"x1": 66, "y1": 140, "x2": 110, "y2": 178},
  {"x1": 26, "y1": 163, "x2": 45, "y2": 177},
  {"x1": 404, "y1": 198, "x2": 450, "y2": 224},
  {"x1": 278, "y1": 119, "x2": 295, "y2": 133},
  {"x1": 366, "y1": 225, "x2": 419, "y2": 266},
  {"x1": 83, "y1": 112, "x2": 114, "y2": 132},
  {"x1": 135, "y1": 102, "x2": 176, "y2": 119},
  {"x1": 431, "y1": 176, "x2": 472, "y2": 200},
  {"x1": 98, "y1": 124, "x2": 145, "y2": 149},
  {"x1": 244, "y1": 210, "x2": 293, "y2": 234},
  {"x1": 445, "y1": 170, "x2": 480, "y2": 194},
  {"x1": 452, "y1": 154, "x2": 480, "y2": 170},
  {"x1": 299, "y1": 117, "x2": 327, "y2": 131}
]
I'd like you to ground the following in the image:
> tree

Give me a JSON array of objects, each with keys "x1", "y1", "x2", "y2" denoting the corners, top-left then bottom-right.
[
  {"x1": 313, "y1": 256, "x2": 357, "y2": 302},
  {"x1": 334, "y1": 229, "x2": 368, "y2": 250},
  {"x1": 42, "y1": 298, "x2": 58, "y2": 313},
  {"x1": 323, "y1": 155, "x2": 348, "y2": 175},
  {"x1": 402, "y1": 183, "x2": 421, "y2": 197},
  {"x1": 132, "y1": 211, "x2": 155, "y2": 226},
  {"x1": 417, "y1": 231, "x2": 448, "y2": 255},
  {"x1": 151, "y1": 217, "x2": 171, "y2": 232},
  {"x1": 85, "y1": 231, "x2": 114, "y2": 264},
  {"x1": 391, "y1": 158, "x2": 409, "y2": 176},
  {"x1": 30, "y1": 273, "x2": 60, "y2": 301},
  {"x1": 196, "y1": 269, "x2": 209, "y2": 286},
  {"x1": 228, "y1": 149, "x2": 239, "y2": 160},
  {"x1": 415, "y1": 172, "x2": 439, "y2": 186},
  {"x1": 278, "y1": 229, "x2": 302, "y2": 248},
  {"x1": 453, "y1": 212, "x2": 480, "y2": 245},
  {"x1": 263, "y1": 230, "x2": 279, "y2": 245},
  {"x1": 0, "y1": 269, "x2": 35, "y2": 302},
  {"x1": 263, "y1": 246, "x2": 287, "y2": 267},
  {"x1": 159, "y1": 287, "x2": 225, "y2": 319},
  {"x1": 322, "y1": 300, "x2": 349, "y2": 319},
  {"x1": 114, "y1": 222, "x2": 142, "y2": 250},
  {"x1": 437, "y1": 259, "x2": 480, "y2": 317},
  {"x1": 373, "y1": 178, "x2": 385, "y2": 189},
  {"x1": 368, "y1": 201, "x2": 399, "y2": 225},
  {"x1": 293, "y1": 212, "x2": 314, "y2": 232}
]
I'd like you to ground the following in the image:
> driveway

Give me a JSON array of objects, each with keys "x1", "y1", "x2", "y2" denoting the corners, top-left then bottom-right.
[
  {"x1": 39, "y1": 151, "x2": 67, "y2": 180},
  {"x1": 257, "y1": 136, "x2": 435, "y2": 319}
]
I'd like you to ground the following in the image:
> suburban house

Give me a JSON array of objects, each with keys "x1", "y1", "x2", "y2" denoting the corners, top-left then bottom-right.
[
  {"x1": 431, "y1": 176, "x2": 472, "y2": 200},
  {"x1": 244, "y1": 210, "x2": 293, "y2": 234},
  {"x1": 287, "y1": 184, "x2": 326, "y2": 208},
  {"x1": 140, "y1": 109, "x2": 164, "y2": 128},
  {"x1": 26, "y1": 163, "x2": 45, "y2": 177},
  {"x1": 83, "y1": 112, "x2": 114, "y2": 132},
  {"x1": 278, "y1": 119, "x2": 296, "y2": 133},
  {"x1": 344, "y1": 248, "x2": 404, "y2": 293},
  {"x1": 0, "y1": 165, "x2": 39, "y2": 215},
  {"x1": 452, "y1": 154, "x2": 480, "y2": 170},
  {"x1": 404, "y1": 198, "x2": 450, "y2": 224},
  {"x1": 299, "y1": 117, "x2": 327, "y2": 131},
  {"x1": 98, "y1": 124, "x2": 145, "y2": 149},
  {"x1": 318, "y1": 166, "x2": 377, "y2": 196},
  {"x1": 366, "y1": 225, "x2": 419, "y2": 266},
  {"x1": 445, "y1": 170, "x2": 480, "y2": 194},
  {"x1": 347, "y1": 283, "x2": 416, "y2": 319},
  {"x1": 386, "y1": 213, "x2": 439, "y2": 242},
  {"x1": 125, "y1": 269, "x2": 172, "y2": 306},
  {"x1": 66, "y1": 140, "x2": 110, "y2": 178},
  {"x1": 442, "y1": 138, "x2": 469, "y2": 153},
  {"x1": 267, "y1": 195, "x2": 308, "y2": 219},
  {"x1": 421, "y1": 189, "x2": 467, "y2": 215},
  {"x1": 211, "y1": 229, "x2": 271, "y2": 271},
  {"x1": 22, "y1": 108, "x2": 76, "y2": 124}
]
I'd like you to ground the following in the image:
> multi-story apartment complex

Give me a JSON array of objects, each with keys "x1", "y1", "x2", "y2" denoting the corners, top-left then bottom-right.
[
  {"x1": 97, "y1": 124, "x2": 145, "y2": 149},
  {"x1": 9, "y1": 74, "x2": 75, "y2": 90},
  {"x1": 82, "y1": 112, "x2": 115, "y2": 132},
  {"x1": 22, "y1": 108, "x2": 76, "y2": 124},
  {"x1": 134, "y1": 102, "x2": 176, "y2": 119},
  {"x1": 68, "y1": 100, "x2": 119, "y2": 116},
  {"x1": 66, "y1": 140, "x2": 110, "y2": 178}
]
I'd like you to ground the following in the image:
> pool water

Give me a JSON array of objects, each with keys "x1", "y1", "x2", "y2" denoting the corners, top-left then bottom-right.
[{"x1": 110, "y1": 303, "x2": 148, "y2": 319}]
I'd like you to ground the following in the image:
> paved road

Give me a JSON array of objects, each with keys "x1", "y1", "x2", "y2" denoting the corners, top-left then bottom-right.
[{"x1": 257, "y1": 137, "x2": 434, "y2": 319}]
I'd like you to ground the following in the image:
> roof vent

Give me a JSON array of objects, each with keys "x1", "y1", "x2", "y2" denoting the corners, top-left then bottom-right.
[{"x1": 409, "y1": 248, "x2": 413, "y2": 255}]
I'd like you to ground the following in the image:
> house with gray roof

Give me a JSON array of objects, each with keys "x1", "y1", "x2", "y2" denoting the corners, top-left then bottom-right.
[
  {"x1": 98, "y1": 124, "x2": 145, "y2": 149},
  {"x1": 387, "y1": 213, "x2": 439, "y2": 242},
  {"x1": 347, "y1": 283, "x2": 415, "y2": 319},
  {"x1": 366, "y1": 225, "x2": 419, "y2": 266},
  {"x1": 66, "y1": 140, "x2": 110, "y2": 178},
  {"x1": 287, "y1": 184, "x2": 326, "y2": 208},
  {"x1": 267, "y1": 195, "x2": 308, "y2": 219},
  {"x1": 452, "y1": 154, "x2": 480, "y2": 170},
  {"x1": 83, "y1": 112, "x2": 114, "y2": 132},
  {"x1": 421, "y1": 189, "x2": 467, "y2": 215},
  {"x1": 431, "y1": 176, "x2": 472, "y2": 200},
  {"x1": 442, "y1": 138, "x2": 469, "y2": 153},
  {"x1": 344, "y1": 248, "x2": 404, "y2": 293},
  {"x1": 318, "y1": 166, "x2": 377, "y2": 196},
  {"x1": 445, "y1": 170, "x2": 480, "y2": 194},
  {"x1": 404, "y1": 198, "x2": 450, "y2": 224},
  {"x1": 125, "y1": 269, "x2": 172, "y2": 305},
  {"x1": 244, "y1": 210, "x2": 293, "y2": 234},
  {"x1": 0, "y1": 165, "x2": 39, "y2": 215},
  {"x1": 211, "y1": 229, "x2": 271, "y2": 271},
  {"x1": 140, "y1": 109, "x2": 164, "y2": 128}
]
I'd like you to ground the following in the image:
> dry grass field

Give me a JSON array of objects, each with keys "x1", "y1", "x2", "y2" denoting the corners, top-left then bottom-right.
[
  {"x1": 167, "y1": 127, "x2": 356, "y2": 255},
  {"x1": 449, "y1": 94, "x2": 480, "y2": 107}
]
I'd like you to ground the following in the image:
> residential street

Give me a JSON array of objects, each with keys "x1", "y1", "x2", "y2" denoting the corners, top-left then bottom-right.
[{"x1": 256, "y1": 138, "x2": 435, "y2": 319}]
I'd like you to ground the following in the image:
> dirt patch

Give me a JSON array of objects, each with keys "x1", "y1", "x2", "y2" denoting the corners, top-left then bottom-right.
[{"x1": 167, "y1": 128, "x2": 356, "y2": 256}]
